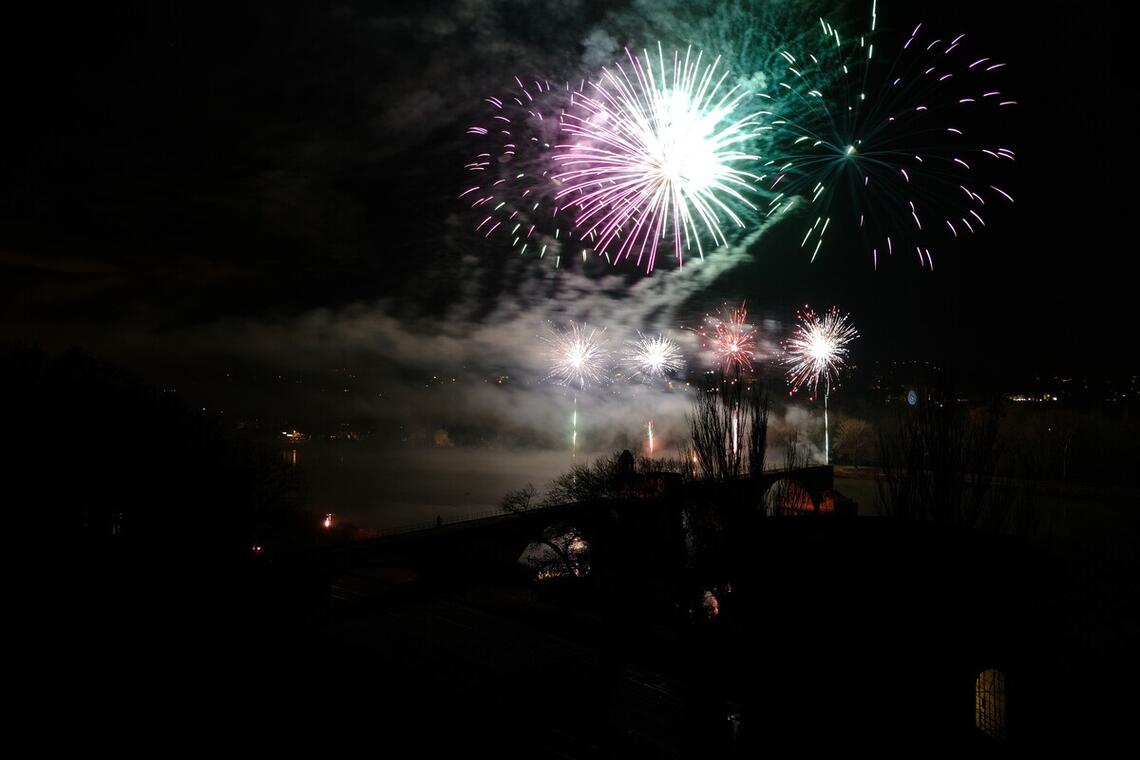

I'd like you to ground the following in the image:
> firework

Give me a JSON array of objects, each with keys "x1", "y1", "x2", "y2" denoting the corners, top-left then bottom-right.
[
  {"x1": 693, "y1": 302, "x2": 756, "y2": 375},
  {"x1": 769, "y1": 4, "x2": 1017, "y2": 269},
  {"x1": 555, "y1": 44, "x2": 770, "y2": 273},
  {"x1": 785, "y1": 305, "x2": 858, "y2": 396},
  {"x1": 731, "y1": 408, "x2": 739, "y2": 459},
  {"x1": 572, "y1": 397, "x2": 578, "y2": 458},
  {"x1": 462, "y1": 77, "x2": 586, "y2": 267},
  {"x1": 784, "y1": 305, "x2": 858, "y2": 464},
  {"x1": 544, "y1": 322, "x2": 611, "y2": 389},
  {"x1": 625, "y1": 332, "x2": 684, "y2": 380}
]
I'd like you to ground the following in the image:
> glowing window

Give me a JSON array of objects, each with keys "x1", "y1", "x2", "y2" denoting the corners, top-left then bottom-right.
[{"x1": 975, "y1": 669, "x2": 1007, "y2": 744}]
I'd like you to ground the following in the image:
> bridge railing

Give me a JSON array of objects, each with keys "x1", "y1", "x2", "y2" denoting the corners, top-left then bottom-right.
[
  {"x1": 367, "y1": 465, "x2": 833, "y2": 538},
  {"x1": 375, "y1": 504, "x2": 553, "y2": 537}
]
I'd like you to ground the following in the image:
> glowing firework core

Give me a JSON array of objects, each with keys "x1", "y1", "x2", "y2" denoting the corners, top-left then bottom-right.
[
  {"x1": 808, "y1": 333, "x2": 835, "y2": 361},
  {"x1": 655, "y1": 92, "x2": 720, "y2": 189}
]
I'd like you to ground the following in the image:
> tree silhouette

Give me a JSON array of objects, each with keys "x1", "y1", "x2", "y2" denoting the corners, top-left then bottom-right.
[
  {"x1": 687, "y1": 375, "x2": 769, "y2": 482},
  {"x1": 877, "y1": 388, "x2": 1014, "y2": 529}
]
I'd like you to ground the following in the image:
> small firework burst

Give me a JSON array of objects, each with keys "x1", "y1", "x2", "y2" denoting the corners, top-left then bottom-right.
[
  {"x1": 544, "y1": 322, "x2": 611, "y2": 388},
  {"x1": 625, "y1": 332, "x2": 685, "y2": 380},
  {"x1": 784, "y1": 305, "x2": 858, "y2": 398},
  {"x1": 693, "y1": 301, "x2": 756, "y2": 375}
]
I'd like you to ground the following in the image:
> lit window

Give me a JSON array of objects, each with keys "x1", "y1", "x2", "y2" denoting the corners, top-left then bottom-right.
[{"x1": 975, "y1": 669, "x2": 1007, "y2": 744}]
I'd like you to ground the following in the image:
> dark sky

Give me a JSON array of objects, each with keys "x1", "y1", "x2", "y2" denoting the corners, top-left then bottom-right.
[{"x1": 1, "y1": 0, "x2": 1130, "y2": 404}]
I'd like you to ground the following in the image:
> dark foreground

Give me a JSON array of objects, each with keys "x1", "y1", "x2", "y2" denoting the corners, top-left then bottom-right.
[{"x1": 44, "y1": 510, "x2": 1125, "y2": 756}]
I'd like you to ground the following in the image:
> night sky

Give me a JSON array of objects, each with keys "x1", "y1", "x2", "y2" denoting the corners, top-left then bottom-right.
[{"x1": 1, "y1": 0, "x2": 1130, "y2": 440}]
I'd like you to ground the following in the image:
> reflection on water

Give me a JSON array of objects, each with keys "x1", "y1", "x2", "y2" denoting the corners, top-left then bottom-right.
[
  {"x1": 285, "y1": 442, "x2": 587, "y2": 530},
  {"x1": 294, "y1": 451, "x2": 883, "y2": 531}
]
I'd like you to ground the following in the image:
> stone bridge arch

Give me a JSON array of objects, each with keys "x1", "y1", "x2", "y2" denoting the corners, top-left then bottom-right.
[
  {"x1": 756, "y1": 465, "x2": 836, "y2": 515},
  {"x1": 762, "y1": 476, "x2": 818, "y2": 514},
  {"x1": 514, "y1": 508, "x2": 599, "y2": 579}
]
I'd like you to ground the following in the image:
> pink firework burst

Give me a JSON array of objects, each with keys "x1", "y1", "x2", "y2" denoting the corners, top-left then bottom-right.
[
  {"x1": 462, "y1": 76, "x2": 585, "y2": 267},
  {"x1": 554, "y1": 44, "x2": 768, "y2": 273},
  {"x1": 694, "y1": 302, "x2": 756, "y2": 375}
]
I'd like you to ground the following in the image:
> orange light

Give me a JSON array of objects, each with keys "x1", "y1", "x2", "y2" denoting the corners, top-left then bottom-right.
[{"x1": 323, "y1": 513, "x2": 333, "y2": 529}]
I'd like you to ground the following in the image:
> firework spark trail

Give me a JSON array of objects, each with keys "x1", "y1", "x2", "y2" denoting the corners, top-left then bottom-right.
[
  {"x1": 691, "y1": 301, "x2": 757, "y2": 376},
  {"x1": 625, "y1": 331, "x2": 685, "y2": 381},
  {"x1": 544, "y1": 322, "x2": 611, "y2": 389},
  {"x1": 731, "y1": 407, "x2": 739, "y2": 459},
  {"x1": 462, "y1": 77, "x2": 588, "y2": 267},
  {"x1": 573, "y1": 397, "x2": 578, "y2": 458},
  {"x1": 769, "y1": 7, "x2": 1017, "y2": 269},
  {"x1": 784, "y1": 305, "x2": 858, "y2": 464},
  {"x1": 555, "y1": 44, "x2": 771, "y2": 273}
]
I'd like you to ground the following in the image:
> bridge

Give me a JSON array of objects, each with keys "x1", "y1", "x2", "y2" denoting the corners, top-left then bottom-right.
[
  {"x1": 690, "y1": 464, "x2": 835, "y2": 512},
  {"x1": 324, "y1": 465, "x2": 837, "y2": 596}
]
